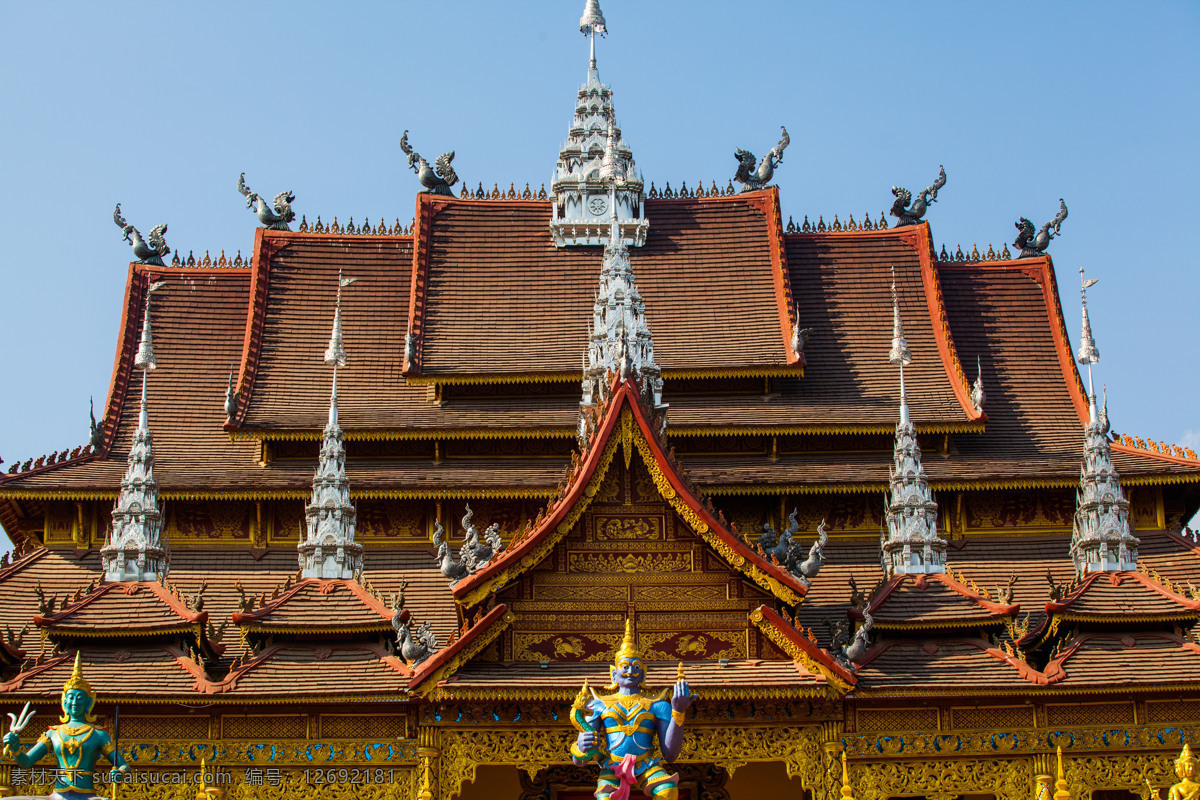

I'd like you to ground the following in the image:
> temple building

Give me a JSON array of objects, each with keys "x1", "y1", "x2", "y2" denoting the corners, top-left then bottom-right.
[{"x1": 2, "y1": 4, "x2": 1199, "y2": 800}]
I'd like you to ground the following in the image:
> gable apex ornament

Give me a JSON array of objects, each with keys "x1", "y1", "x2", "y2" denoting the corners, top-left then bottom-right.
[
  {"x1": 890, "y1": 165, "x2": 946, "y2": 227},
  {"x1": 113, "y1": 203, "x2": 170, "y2": 267},
  {"x1": 733, "y1": 126, "x2": 789, "y2": 192},
  {"x1": 400, "y1": 130, "x2": 459, "y2": 196},
  {"x1": 237, "y1": 172, "x2": 296, "y2": 230},
  {"x1": 1014, "y1": 199, "x2": 1068, "y2": 258}
]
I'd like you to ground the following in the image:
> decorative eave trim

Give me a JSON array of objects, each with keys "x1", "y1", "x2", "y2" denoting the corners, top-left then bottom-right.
[
  {"x1": 672, "y1": 422, "x2": 984, "y2": 437},
  {"x1": 906, "y1": 223, "x2": 985, "y2": 423},
  {"x1": 226, "y1": 228, "x2": 274, "y2": 431},
  {"x1": 452, "y1": 380, "x2": 809, "y2": 608},
  {"x1": 402, "y1": 193, "x2": 449, "y2": 376},
  {"x1": 0, "y1": 487, "x2": 560, "y2": 502},
  {"x1": 433, "y1": 682, "x2": 833, "y2": 702},
  {"x1": 402, "y1": 364, "x2": 805, "y2": 387},
  {"x1": 410, "y1": 605, "x2": 513, "y2": 698},
  {"x1": 749, "y1": 605, "x2": 856, "y2": 691},
  {"x1": 227, "y1": 427, "x2": 578, "y2": 442}
]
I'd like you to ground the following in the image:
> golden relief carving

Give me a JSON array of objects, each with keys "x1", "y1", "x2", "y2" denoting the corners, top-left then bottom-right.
[
  {"x1": 632, "y1": 462, "x2": 659, "y2": 504},
  {"x1": 632, "y1": 583, "x2": 728, "y2": 601},
  {"x1": 594, "y1": 515, "x2": 662, "y2": 540},
  {"x1": 964, "y1": 490, "x2": 1075, "y2": 533},
  {"x1": 356, "y1": 501, "x2": 426, "y2": 540},
  {"x1": 513, "y1": 632, "x2": 621, "y2": 662},
  {"x1": 530, "y1": 583, "x2": 628, "y2": 601},
  {"x1": 850, "y1": 757, "x2": 1031, "y2": 800},
  {"x1": 1065, "y1": 752, "x2": 1177, "y2": 800},
  {"x1": 169, "y1": 502, "x2": 252, "y2": 541},
  {"x1": 593, "y1": 469, "x2": 622, "y2": 504},
  {"x1": 43, "y1": 503, "x2": 76, "y2": 545},
  {"x1": 566, "y1": 551, "x2": 692, "y2": 573},
  {"x1": 641, "y1": 630, "x2": 743, "y2": 661},
  {"x1": 1128, "y1": 486, "x2": 1164, "y2": 530}
]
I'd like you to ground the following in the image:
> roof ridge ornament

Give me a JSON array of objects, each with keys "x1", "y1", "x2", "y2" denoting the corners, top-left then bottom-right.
[
  {"x1": 890, "y1": 165, "x2": 946, "y2": 227},
  {"x1": 1014, "y1": 199, "x2": 1068, "y2": 258},
  {"x1": 113, "y1": 204, "x2": 170, "y2": 267},
  {"x1": 733, "y1": 126, "x2": 789, "y2": 193},
  {"x1": 237, "y1": 173, "x2": 296, "y2": 231},
  {"x1": 399, "y1": 131, "x2": 459, "y2": 196},
  {"x1": 299, "y1": 272, "x2": 363, "y2": 580},
  {"x1": 102, "y1": 277, "x2": 168, "y2": 581},
  {"x1": 1070, "y1": 270, "x2": 1137, "y2": 573},
  {"x1": 880, "y1": 272, "x2": 946, "y2": 576}
]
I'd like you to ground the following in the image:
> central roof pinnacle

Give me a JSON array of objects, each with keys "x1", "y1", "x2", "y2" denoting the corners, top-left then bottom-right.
[{"x1": 550, "y1": 0, "x2": 647, "y2": 248}]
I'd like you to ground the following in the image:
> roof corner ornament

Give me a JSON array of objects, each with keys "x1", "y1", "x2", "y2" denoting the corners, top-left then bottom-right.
[
  {"x1": 400, "y1": 130, "x2": 458, "y2": 196},
  {"x1": 392, "y1": 595, "x2": 438, "y2": 669},
  {"x1": 733, "y1": 126, "x2": 789, "y2": 192},
  {"x1": 791, "y1": 305, "x2": 814, "y2": 360},
  {"x1": 113, "y1": 203, "x2": 170, "y2": 266},
  {"x1": 431, "y1": 505, "x2": 506, "y2": 588},
  {"x1": 223, "y1": 368, "x2": 238, "y2": 424},
  {"x1": 841, "y1": 608, "x2": 873, "y2": 666},
  {"x1": 237, "y1": 173, "x2": 296, "y2": 231},
  {"x1": 1014, "y1": 199, "x2": 1068, "y2": 258},
  {"x1": 970, "y1": 356, "x2": 986, "y2": 412},
  {"x1": 88, "y1": 396, "x2": 103, "y2": 449},
  {"x1": 890, "y1": 165, "x2": 946, "y2": 227},
  {"x1": 752, "y1": 512, "x2": 827, "y2": 587}
]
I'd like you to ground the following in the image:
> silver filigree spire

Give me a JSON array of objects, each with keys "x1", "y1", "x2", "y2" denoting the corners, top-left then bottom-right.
[
  {"x1": 551, "y1": 0, "x2": 647, "y2": 248},
  {"x1": 1070, "y1": 271, "x2": 1137, "y2": 573},
  {"x1": 102, "y1": 278, "x2": 168, "y2": 582},
  {"x1": 298, "y1": 273, "x2": 363, "y2": 580},
  {"x1": 578, "y1": 184, "x2": 665, "y2": 442},
  {"x1": 880, "y1": 275, "x2": 945, "y2": 575}
]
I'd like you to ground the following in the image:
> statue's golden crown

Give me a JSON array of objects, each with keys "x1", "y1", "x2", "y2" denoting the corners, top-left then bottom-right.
[
  {"x1": 613, "y1": 618, "x2": 642, "y2": 664},
  {"x1": 63, "y1": 652, "x2": 95, "y2": 698},
  {"x1": 1178, "y1": 743, "x2": 1197, "y2": 768}
]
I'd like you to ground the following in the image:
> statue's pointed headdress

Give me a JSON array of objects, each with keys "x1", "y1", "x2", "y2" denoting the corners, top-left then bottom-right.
[
  {"x1": 614, "y1": 617, "x2": 642, "y2": 664},
  {"x1": 1178, "y1": 743, "x2": 1197, "y2": 769},
  {"x1": 63, "y1": 652, "x2": 95, "y2": 698}
]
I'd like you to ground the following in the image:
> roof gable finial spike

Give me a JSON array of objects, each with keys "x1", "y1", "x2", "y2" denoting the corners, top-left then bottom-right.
[
  {"x1": 1077, "y1": 267, "x2": 1101, "y2": 422},
  {"x1": 579, "y1": 0, "x2": 607, "y2": 77}
]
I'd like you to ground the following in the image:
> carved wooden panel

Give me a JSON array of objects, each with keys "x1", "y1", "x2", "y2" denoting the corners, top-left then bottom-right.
[
  {"x1": 356, "y1": 501, "x2": 426, "y2": 541},
  {"x1": 500, "y1": 457, "x2": 773, "y2": 664},
  {"x1": 169, "y1": 501, "x2": 251, "y2": 541},
  {"x1": 964, "y1": 490, "x2": 1075, "y2": 533}
]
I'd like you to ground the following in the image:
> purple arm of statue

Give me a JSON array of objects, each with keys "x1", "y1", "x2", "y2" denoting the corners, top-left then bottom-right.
[{"x1": 658, "y1": 679, "x2": 693, "y2": 763}]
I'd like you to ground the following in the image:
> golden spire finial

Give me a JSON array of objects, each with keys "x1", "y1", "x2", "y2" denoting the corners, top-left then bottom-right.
[
  {"x1": 63, "y1": 652, "x2": 95, "y2": 698},
  {"x1": 840, "y1": 752, "x2": 855, "y2": 800},
  {"x1": 614, "y1": 616, "x2": 642, "y2": 663},
  {"x1": 1053, "y1": 746, "x2": 1071, "y2": 800}
]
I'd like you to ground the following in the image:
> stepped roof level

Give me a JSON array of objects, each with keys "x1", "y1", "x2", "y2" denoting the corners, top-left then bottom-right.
[
  {"x1": 100, "y1": 278, "x2": 167, "y2": 582},
  {"x1": 881, "y1": 274, "x2": 946, "y2": 575},
  {"x1": 550, "y1": 0, "x2": 648, "y2": 248},
  {"x1": 1071, "y1": 269, "x2": 1137, "y2": 573},
  {"x1": 298, "y1": 273, "x2": 363, "y2": 580}
]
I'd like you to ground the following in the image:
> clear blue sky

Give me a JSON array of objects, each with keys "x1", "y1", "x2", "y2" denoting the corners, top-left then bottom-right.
[{"x1": 1, "y1": 1, "x2": 1198, "y2": 470}]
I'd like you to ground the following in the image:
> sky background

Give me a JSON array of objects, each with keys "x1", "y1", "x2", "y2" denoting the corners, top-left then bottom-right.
[{"x1": 1, "y1": 2, "x2": 1198, "y2": 495}]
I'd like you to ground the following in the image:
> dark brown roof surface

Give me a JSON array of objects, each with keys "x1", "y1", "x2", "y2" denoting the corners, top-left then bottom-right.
[
  {"x1": 414, "y1": 196, "x2": 791, "y2": 377},
  {"x1": 221, "y1": 643, "x2": 410, "y2": 698},
  {"x1": 35, "y1": 581, "x2": 204, "y2": 636},
  {"x1": 1045, "y1": 570, "x2": 1200, "y2": 620},
  {"x1": 233, "y1": 578, "x2": 396, "y2": 633},
  {"x1": 864, "y1": 573, "x2": 1017, "y2": 629},
  {"x1": 0, "y1": 646, "x2": 212, "y2": 699},
  {"x1": 1044, "y1": 632, "x2": 1200, "y2": 688},
  {"x1": 854, "y1": 639, "x2": 1036, "y2": 693}
]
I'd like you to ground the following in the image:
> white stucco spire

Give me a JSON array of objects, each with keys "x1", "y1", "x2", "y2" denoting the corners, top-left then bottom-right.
[
  {"x1": 551, "y1": 0, "x2": 647, "y2": 248},
  {"x1": 102, "y1": 278, "x2": 168, "y2": 581},
  {"x1": 299, "y1": 273, "x2": 363, "y2": 579},
  {"x1": 1070, "y1": 271, "x2": 1137, "y2": 573},
  {"x1": 881, "y1": 274, "x2": 945, "y2": 575},
  {"x1": 578, "y1": 185, "x2": 665, "y2": 441}
]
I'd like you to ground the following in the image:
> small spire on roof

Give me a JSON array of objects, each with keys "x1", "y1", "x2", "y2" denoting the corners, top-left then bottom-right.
[
  {"x1": 880, "y1": 275, "x2": 945, "y2": 576},
  {"x1": 102, "y1": 276, "x2": 168, "y2": 581},
  {"x1": 1070, "y1": 276, "x2": 1137, "y2": 573},
  {"x1": 579, "y1": 0, "x2": 607, "y2": 74},
  {"x1": 299, "y1": 272, "x2": 363, "y2": 580},
  {"x1": 223, "y1": 367, "x2": 237, "y2": 423},
  {"x1": 970, "y1": 355, "x2": 986, "y2": 412}
]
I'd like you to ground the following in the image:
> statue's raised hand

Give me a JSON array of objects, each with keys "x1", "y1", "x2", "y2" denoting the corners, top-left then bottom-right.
[
  {"x1": 670, "y1": 679, "x2": 693, "y2": 713},
  {"x1": 2, "y1": 730, "x2": 19, "y2": 753}
]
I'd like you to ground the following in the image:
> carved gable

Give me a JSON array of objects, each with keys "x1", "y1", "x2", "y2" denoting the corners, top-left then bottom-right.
[{"x1": 493, "y1": 455, "x2": 782, "y2": 664}]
